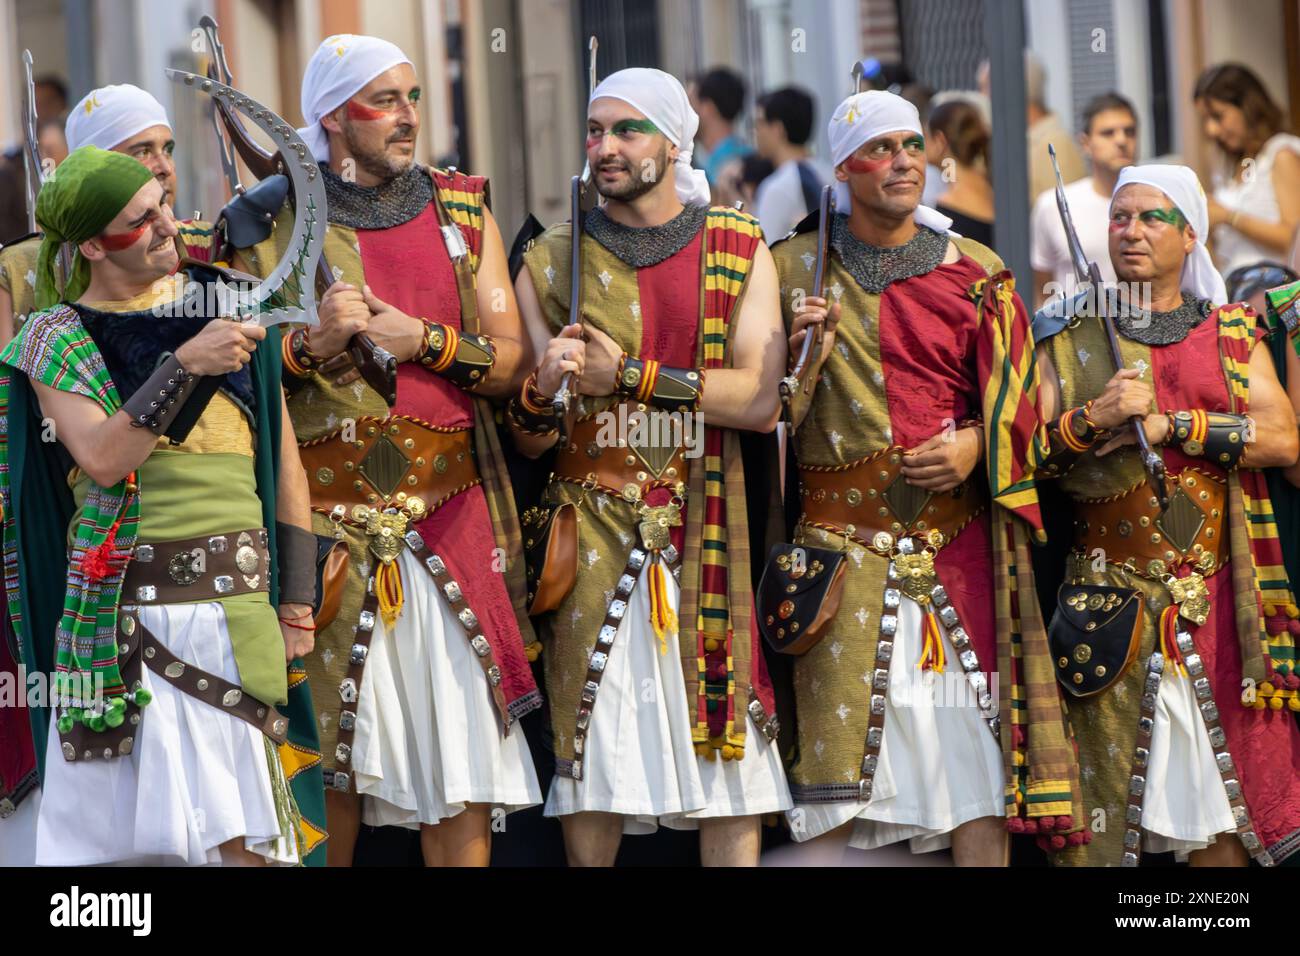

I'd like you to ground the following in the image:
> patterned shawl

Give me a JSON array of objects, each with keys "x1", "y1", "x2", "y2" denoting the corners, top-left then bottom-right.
[{"x1": 971, "y1": 272, "x2": 1086, "y2": 843}]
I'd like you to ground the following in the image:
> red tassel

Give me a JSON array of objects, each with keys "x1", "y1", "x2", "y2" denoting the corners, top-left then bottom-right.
[{"x1": 80, "y1": 476, "x2": 135, "y2": 584}]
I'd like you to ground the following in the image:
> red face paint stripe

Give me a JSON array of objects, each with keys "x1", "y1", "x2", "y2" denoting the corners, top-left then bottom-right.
[
  {"x1": 97, "y1": 223, "x2": 149, "y2": 252},
  {"x1": 842, "y1": 154, "x2": 894, "y2": 174},
  {"x1": 346, "y1": 99, "x2": 388, "y2": 121}
]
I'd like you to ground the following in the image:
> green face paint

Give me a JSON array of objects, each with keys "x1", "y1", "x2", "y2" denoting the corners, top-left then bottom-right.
[
  {"x1": 610, "y1": 119, "x2": 660, "y2": 136},
  {"x1": 903, "y1": 135, "x2": 925, "y2": 152},
  {"x1": 1139, "y1": 206, "x2": 1186, "y2": 228},
  {"x1": 1109, "y1": 206, "x2": 1188, "y2": 232}
]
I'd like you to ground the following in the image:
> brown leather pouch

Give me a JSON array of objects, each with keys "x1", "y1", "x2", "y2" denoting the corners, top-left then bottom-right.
[
  {"x1": 315, "y1": 535, "x2": 350, "y2": 630},
  {"x1": 1048, "y1": 582, "x2": 1144, "y2": 696},
  {"x1": 757, "y1": 543, "x2": 848, "y2": 655},
  {"x1": 522, "y1": 502, "x2": 579, "y2": 615}
]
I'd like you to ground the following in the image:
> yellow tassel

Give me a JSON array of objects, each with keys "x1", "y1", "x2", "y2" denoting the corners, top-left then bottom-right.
[
  {"x1": 376, "y1": 559, "x2": 404, "y2": 629},
  {"x1": 647, "y1": 557, "x2": 677, "y2": 655},
  {"x1": 917, "y1": 609, "x2": 945, "y2": 672}
]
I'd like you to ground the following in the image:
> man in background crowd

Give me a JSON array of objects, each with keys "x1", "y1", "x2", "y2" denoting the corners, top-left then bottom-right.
[
  {"x1": 753, "y1": 86, "x2": 823, "y2": 240},
  {"x1": 690, "y1": 67, "x2": 751, "y2": 204},
  {"x1": 1030, "y1": 91, "x2": 1138, "y2": 306}
]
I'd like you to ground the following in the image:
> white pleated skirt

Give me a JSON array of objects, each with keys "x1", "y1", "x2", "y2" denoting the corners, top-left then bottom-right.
[
  {"x1": 353, "y1": 549, "x2": 542, "y2": 828},
  {"x1": 545, "y1": 559, "x2": 792, "y2": 833},
  {"x1": 35, "y1": 602, "x2": 297, "y2": 867},
  {"x1": 1138, "y1": 666, "x2": 1236, "y2": 860},
  {"x1": 0, "y1": 786, "x2": 40, "y2": 866},
  {"x1": 790, "y1": 598, "x2": 1004, "y2": 854}
]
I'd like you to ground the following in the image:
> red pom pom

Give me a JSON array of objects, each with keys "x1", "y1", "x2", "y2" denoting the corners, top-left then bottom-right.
[
  {"x1": 1007, "y1": 817, "x2": 1026, "y2": 834},
  {"x1": 1022, "y1": 818, "x2": 1039, "y2": 834},
  {"x1": 1067, "y1": 831, "x2": 1085, "y2": 847},
  {"x1": 80, "y1": 541, "x2": 115, "y2": 584},
  {"x1": 1050, "y1": 835, "x2": 1067, "y2": 850},
  {"x1": 1285, "y1": 674, "x2": 1300, "y2": 691},
  {"x1": 1082, "y1": 829, "x2": 1093, "y2": 844},
  {"x1": 1035, "y1": 836, "x2": 1050, "y2": 852},
  {"x1": 1012, "y1": 725, "x2": 1026, "y2": 749},
  {"x1": 1056, "y1": 815, "x2": 1074, "y2": 830},
  {"x1": 1288, "y1": 620, "x2": 1300, "y2": 637},
  {"x1": 1039, "y1": 815, "x2": 1057, "y2": 831}
]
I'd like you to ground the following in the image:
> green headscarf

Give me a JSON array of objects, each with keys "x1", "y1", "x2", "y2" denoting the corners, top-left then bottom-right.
[{"x1": 34, "y1": 145, "x2": 155, "y2": 310}]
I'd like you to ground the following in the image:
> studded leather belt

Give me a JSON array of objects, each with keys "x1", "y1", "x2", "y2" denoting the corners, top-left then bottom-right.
[
  {"x1": 299, "y1": 417, "x2": 479, "y2": 513},
  {"x1": 1074, "y1": 469, "x2": 1227, "y2": 579},
  {"x1": 798, "y1": 447, "x2": 986, "y2": 551},
  {"x1": 121, "y1": 529, "x2": 270, "y2": 604},
  {"x1": 552, "y1": 409, "x2": 689, "y2": 504},
  {"x1": 59, "y1": 607, "x2": 288, "y2": 765}
]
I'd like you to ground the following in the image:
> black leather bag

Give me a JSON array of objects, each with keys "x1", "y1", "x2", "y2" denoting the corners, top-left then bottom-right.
[
  {"x1": 756, "y1": 542, "x2": 847, "y2": 655},
  {"x1": 1048, "y1": 582, "x2": 1145, "y2": 697}
]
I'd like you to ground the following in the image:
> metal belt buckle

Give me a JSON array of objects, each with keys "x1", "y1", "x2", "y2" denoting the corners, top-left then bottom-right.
[{"x1": 353, "y1": 505, "x2": 410, "y2": 565}]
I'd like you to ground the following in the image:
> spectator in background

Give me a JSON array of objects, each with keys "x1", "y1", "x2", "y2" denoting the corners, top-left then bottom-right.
[
  {"x1": 1195, "y1": 63, "x2": 1300, "y2": 275},
  {"x1": 733, "y1": 153, "x2": 774, "y2": 211},
  {"x1": 33, "y1": 75, "x2": 68, "y2": 123},
  {"x1": 690, "y1": 67, "x2": 750, "y2": 203},
  {"x1": 978, "y1": 52, "x2": 1085, "y2": 205},
  {"x1": 925, "y1": 98, "x2": 994, "y2": 248},
  {"x1": 1030, "y1": 92, "x2": 1137, "y2": 306},
  {"x1": 36, "y1": 117, "x2": 68, "y2": 169},
  {"x1": 753, "y1": 86, "x2": 822, "y2": 240}
]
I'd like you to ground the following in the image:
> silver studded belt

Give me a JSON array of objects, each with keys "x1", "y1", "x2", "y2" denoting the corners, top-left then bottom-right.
[
  {"x1": 121, "y1": 529, "x2": 271, "y2": 604},
  {"x1": 58, "y1": 609, "x2": 288, "y2": 764}
]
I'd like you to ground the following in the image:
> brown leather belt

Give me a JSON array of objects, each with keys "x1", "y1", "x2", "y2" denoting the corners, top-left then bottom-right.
[
  {"x1": 552, "y1": 409, "x2": 689, "y2": 504},
  {"x1": 58, "y1": 604, "x2": 287, "y2": 764},
  {"x1": 1074, "y1": 469, "x2": 1227, "y2": 579},
  {"x1": 299, "y1": 417, "x2": 479, "y2": 512},
  {"x1": 122, "y1": 529, "x2": 270, "y2": 604},
  {"x1": 798, "y1": 447, "x2": 986, "y2": 550}
]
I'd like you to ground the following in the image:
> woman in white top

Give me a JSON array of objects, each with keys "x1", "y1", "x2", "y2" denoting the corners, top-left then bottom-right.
[{"x1": 1194, "y1": 63, "x2": 1300, "y2": 276}]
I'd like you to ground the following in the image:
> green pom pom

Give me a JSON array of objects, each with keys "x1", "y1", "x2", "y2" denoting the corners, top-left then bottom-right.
[
  {"x1": 106, "y1": 696, "x2": 126, "y2": 714},
  {"x1": 87, "y1": 714, "x2": 106, "y2": 732},
  {"x1": 104, "y1": 708, "x2": 124, "y2": 728},
  {"x1": 68, "y1": 706, "x2": 84, "y2": 722},
  {"x1": 132, "y1": 688, "x2": 153, "y2": 708},
  {"x1": 56, "y1": 713, "x2": 74, "y2": 734}
]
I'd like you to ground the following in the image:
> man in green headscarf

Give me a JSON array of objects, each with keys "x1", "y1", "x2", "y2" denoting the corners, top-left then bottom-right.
[{"x1": 0, "y1": 145, "x2": 328, "y2": 865}]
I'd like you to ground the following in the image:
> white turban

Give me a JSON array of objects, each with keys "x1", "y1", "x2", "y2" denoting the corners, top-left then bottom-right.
[
  {"x1": 297, "y1": 34, "x2": 413, "y2": 162},
  {"x1": 1112, "y1": 164, "x2": 1228, "y2": 305},
  {"x1": 65, "y1": 84, "x2": 170, "y2": 153},
  {"x1": 588, "y1": 68, "x2": 712, "y2": 207},
  {"x1": 828, "y1": 90, "x2": 956, "y2": 236}
]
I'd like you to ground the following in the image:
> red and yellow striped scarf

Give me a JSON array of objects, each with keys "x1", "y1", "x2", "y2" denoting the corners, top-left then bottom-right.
[
  {"x1": 679, "y1": 208, "x2": 762, "y2": 753},
  {"x1": 1217, "y1": 304, "x2": 1298, "y2": 710},
  {"x1": 972, "y1": 272, "x2": 1087, "y2": 844}
]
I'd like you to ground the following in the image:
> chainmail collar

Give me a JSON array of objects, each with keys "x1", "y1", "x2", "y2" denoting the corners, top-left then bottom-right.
[
  {"x1": 322, "y1": 163, "x2": 434, "y2": 229},
  {"x1": 1114, "y1": 292, "x2": 1213, "y2": 345},
  {"x1": 583, "y1": 203, "x2": 709, "y2": 267},
  {"x1": 830, "y1": 214, "x2": 950, "y2": 293}
]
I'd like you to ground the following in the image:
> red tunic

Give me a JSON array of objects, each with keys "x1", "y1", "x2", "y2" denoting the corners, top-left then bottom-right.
[
  {"x1": 1149, "y1": 313, "x2": 1300, "y2": 854},
  {"x1": 354, "y1": 203, "x2": 537, "y2": 717},
  {"x1": 878, "y1": 255, "x2": 998, "y2": 674},
  {"x1": 633, "y1": 231, "x2": 776, "y2": 718}
]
